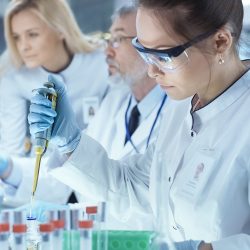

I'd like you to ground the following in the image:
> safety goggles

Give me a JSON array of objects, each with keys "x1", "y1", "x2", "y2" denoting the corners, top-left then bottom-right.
[{"x1": 132, "y1": 30, "x2": 215, "y2": 71}]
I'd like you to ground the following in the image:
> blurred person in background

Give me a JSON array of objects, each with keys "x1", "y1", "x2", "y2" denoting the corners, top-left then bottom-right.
[
  {"x1": 0, "y1": 0, "x2": 109, "y2": 205},
  {"x1": 86, "y1": 5, "x2": 167, "y2": 160}
]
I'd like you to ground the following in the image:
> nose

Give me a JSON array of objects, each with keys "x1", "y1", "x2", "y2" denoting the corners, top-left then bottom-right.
[
  {"x1": 105, "y1": 42, "x2": 116, "y2": 58},
  {"x1": 147, "y1": 64, "x2": 163, "y2": 79},
  {"x1": 18, "y1": 37, "x2": 31, "y2": 53}
]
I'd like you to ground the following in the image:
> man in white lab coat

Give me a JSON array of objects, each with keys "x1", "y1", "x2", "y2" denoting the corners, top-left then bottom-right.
[{"x1": 86, "y1": 5, "x2": 167, "y2": 160}]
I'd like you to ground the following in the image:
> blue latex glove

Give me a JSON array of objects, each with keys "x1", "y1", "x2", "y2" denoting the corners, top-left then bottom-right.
[
  {"x1": 0, "y1": 155, "x2": 10, "y2": 178},
  {"x1": 28, "y1": 75, "x2": 81, "y2": 154},
  {"x1": 152, "y1": 240, "x2": 202, "y2": 250},
  {"x1": 16, "y1": 200, "x2": 68, "y2": 223}
]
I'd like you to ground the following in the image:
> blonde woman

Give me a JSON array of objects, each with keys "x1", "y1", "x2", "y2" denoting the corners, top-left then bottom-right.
[
  {"x1": 0, "y1": 0, "x2": 109, "y2": 156},
  {"x1": 0, "y1": 0, "x2": 109, "y2": 205}
]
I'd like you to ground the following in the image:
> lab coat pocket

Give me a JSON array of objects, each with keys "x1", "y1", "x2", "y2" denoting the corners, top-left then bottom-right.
[{"x1": 173, "y1": 148, "x2": 218, "y2": 204}]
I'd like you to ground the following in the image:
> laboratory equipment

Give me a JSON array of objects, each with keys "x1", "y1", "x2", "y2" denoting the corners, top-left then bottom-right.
[
  {"x1": 12, "y1": 224, "x2": 27, "y2": 250},
  {"x1": 31, "y1": 82, "x2": 57, "y2": 199},
  {"x1": 49, "y1": 210, "x2": 65, "y2": 250},
  {"x1": 78, "y1": 220, "x2": 93, "y2": 250},
  {"x1": 69, "y1": 208, "x2": 81, "y2": 250},
  {"x1": 62, "y1": 208, "x2": 81, "y2": 250},
  {"x1": 86, "y1": 203, "x2": 108, "y2": 250},
  {"x1": 92, "y1": 230, "x2": 155, "y2": 250},
  {"x1": 12, "y1": 210, "x2": 27, "y2": 250},
  {"x1": 26, "y1": 217, "x2": 41, "y2": 250},
  {"x1": 97, "y1": 202, "x2": 108, "y2": 250},
  {"x1": 0, "y1": 209, "x2": 10, "y2": 249},
  {"x1": 86, "y1": 206, "x2": 98, "y2": 222},
  {"x1": 51, "y1": 219, "x2": 64, "y2": 250},
  {"x1": 0, "y1": 223, "x2": 10, "y2": 250},
  {"x1": 39, "y1": 223, "x2": 54, "y2": 250}
]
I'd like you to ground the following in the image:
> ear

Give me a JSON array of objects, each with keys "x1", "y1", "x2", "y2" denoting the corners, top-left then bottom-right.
[{"x1": 212, "y1": 27, "x2": 233, "y2": 54}]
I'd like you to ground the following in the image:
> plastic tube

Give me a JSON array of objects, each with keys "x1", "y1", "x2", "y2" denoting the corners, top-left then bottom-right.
[
  {"x1": 26, "y1": 217, "x2": 41, "y2": 250},
  {"x1": 79, "y1": 220, "x2": 93, "y2": 250},
  {"x1": 39, "y1": 223, "x2": 54, "y2": 250},
  {"x1": 51, "y1": 219, "x2": 64, "y2": 250},
  {"x1": 12, "y1": 224, "x2": 27, "y2": 250},
  {"x1": 0, "y1": 223, "x2": 10, "y2": 250}
]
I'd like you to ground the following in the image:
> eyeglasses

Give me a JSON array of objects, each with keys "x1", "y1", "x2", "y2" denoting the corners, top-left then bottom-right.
[
  {"x1": 132, "y1": 30, "x2": 215, "y2": 71},
  {"x1": 104, "y1": 33, "x2": 135, "y2": 48}
]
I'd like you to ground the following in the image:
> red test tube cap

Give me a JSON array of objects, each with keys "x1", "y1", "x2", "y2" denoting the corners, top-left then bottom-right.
[
  {"x1": 0, "y1": 223, "x2": 10, "y2": 232},
  {"x1": 39, "y1": 223, "x2": 54, "y2": 232},
  {"x1": 13, "y1": 224, "x2": 27, "y2": 233},
  {"x1": 78, "y1": 220, "x2": 93, "y2": 229},
  {"x1": 86, "y1": 206, "x2": 98, "y2": 214},
  {"x1": 51, "y1": 220, "x2": 65, "y2": 229}
]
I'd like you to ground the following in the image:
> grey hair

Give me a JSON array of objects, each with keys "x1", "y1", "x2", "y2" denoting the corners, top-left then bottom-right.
[{"x1": 111, "y1": 5, "x2": 137, "y2": 22}]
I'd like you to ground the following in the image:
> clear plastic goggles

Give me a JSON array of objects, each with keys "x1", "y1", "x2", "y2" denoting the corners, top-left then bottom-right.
[
  {"x1": 132, "y1": 30, "x2": 215, "y2": 71},
  {"x1": 138, "y1": 48, "x2": 189, "y2": 71}
]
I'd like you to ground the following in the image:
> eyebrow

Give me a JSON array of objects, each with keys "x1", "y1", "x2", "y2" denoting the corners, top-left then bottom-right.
[{"x1": 12, "y1": 27, "x2": 41, "y2": 34}]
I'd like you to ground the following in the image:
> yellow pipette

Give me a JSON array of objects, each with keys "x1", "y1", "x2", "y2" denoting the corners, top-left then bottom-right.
[{"x1": 31, "y1": 82, "x2": 57, "y2": 199}]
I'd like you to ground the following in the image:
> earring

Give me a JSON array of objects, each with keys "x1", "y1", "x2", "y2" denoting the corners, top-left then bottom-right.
[{"x1": 218, "y1": 54, "x2": 225, "y2": 65}]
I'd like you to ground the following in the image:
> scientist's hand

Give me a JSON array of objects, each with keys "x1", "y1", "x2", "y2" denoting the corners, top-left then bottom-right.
[
  {"x1": 16, "y1": 200, "x2": 68, "y2": 223},
  {"x1": 28, "y1": 75, "x2": 81, "y2": 154},
  {"x1": 0, "y1": 154, "x2": 12, "y2": 179}
]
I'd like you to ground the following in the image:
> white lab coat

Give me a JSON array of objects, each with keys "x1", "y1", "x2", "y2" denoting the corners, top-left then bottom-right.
[
  {"x1": 1, "y1": 51, "x2": 109, "y2": 205},
  {"x1": 78, "y1": 84, "x2": 167, "y2": 229},
  {"x1": 0, "y1": 51, "x2": 109, "y2": 156},
  {"x1": 86, "y1": 84, "x2": 167, "y2": 160},
  {"x1": 50, "y1": 67, "x2": 250, "y2": 249}
]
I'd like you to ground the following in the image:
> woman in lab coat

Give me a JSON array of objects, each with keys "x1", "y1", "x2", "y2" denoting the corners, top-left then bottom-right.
[
  {"x1": 0, "y1": 0, "x2": 109, "y2": 156},
  {"x1": 29, "y1": 0, "x2": 250, "y2": 249},
  {"x1": 0, "y1": 0, "x2": 109, "y2": 205}
]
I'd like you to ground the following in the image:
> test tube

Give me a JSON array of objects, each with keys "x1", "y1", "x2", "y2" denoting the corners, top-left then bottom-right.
[
  {"x1": 0, "y1": 223, "x2": 10, "y2": 250},
  {"x1": 12, "y1": 224, "x2": 27, "y2": 250},
  {"x1": 69, "y1": 208, "x2": 80, "y2": 250},
  {"x1": 39, "y1": 223, "x2": 54, "y2": 250},
  {"x1": 0, "y1": 210, "x2": 10, "y2": 250},
  {"x1": 78, "y1": 220, "x2": 93, "y2": 250},
  {"x1": 85, "y1": 206, "x2": 98, "y2": 221},
  {"x1": 97, "y1": 202, "x2": 108, "y2": 250},
  {"x1": 12, "y1": 210, "x2": 27, "y2": 250},
  {"x1": 49, "y1": 210, "x2": 65, "y2": 250},
  {"x1": 26, "y1": 217, "x2": 41, "y2": 250}
]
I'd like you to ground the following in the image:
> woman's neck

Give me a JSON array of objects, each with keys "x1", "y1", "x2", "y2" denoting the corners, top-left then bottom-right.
[{"x1": 43, "y1": 45, "x2": 73, "y2": 73}]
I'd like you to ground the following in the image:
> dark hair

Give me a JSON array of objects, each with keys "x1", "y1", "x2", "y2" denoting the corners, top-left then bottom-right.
[{"x1": 138, "y1": 0, "x2": 243, "y2": 44}]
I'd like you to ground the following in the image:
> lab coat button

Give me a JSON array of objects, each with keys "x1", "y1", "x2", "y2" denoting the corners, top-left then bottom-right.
[
  {"x1": 172, "y1": 226, "x2": 178, "y2": 230},
  {"x1": 168, "y1": 177, "x2": 171, "y2": 182}
]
